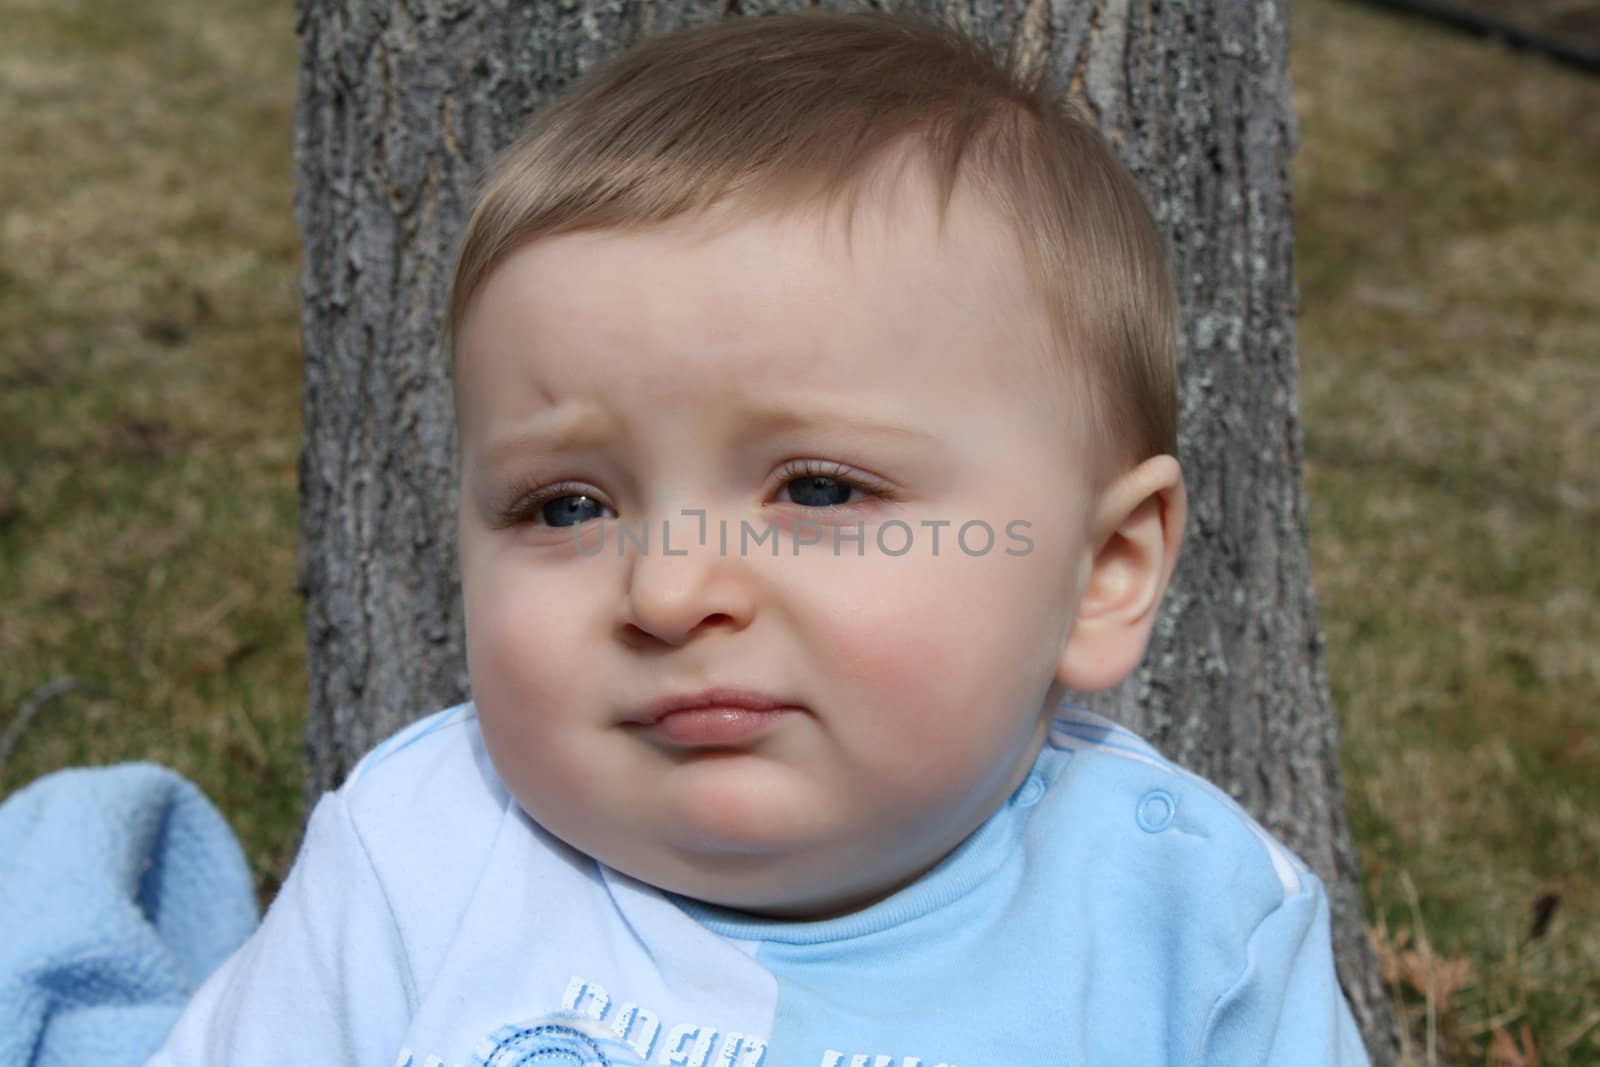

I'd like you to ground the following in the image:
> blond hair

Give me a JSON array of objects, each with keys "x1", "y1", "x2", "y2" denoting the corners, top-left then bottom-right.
[{"x1": 448, "y1": 9, "x2": 1178, "y2": 483}]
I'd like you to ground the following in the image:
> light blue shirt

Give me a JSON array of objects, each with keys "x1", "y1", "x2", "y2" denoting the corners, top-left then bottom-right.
[{"x1": 150, "y1": 703, "x2": 1369, "y2": 1066}]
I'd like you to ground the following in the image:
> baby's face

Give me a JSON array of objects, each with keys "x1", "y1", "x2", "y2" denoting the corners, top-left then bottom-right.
[{"x1": 454, "y1": 173, "x2": 1104, "y2": 918}]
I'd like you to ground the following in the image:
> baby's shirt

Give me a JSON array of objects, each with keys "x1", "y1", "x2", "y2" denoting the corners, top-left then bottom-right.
[{"x1": 149, "y1": 703, "x2": 1369, "y2": 1067}]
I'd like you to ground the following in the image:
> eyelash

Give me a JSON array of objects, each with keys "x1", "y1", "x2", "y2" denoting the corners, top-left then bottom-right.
[
  {"x1": 495, "y1": 480, "x2": 600, "y2": 530},
  {"x1": 774, "y1": 459, "x2": 896, "y2": 509},
  {"x1": 496, "y1": 459, "x2": 895, "y2": 529}
]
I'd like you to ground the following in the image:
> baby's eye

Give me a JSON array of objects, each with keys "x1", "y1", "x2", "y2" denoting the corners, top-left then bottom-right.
[
  {"x1": 782, "y1": 474, "x2": 857, "y2": 508},
  {"x1": 538, "y1": 494, "x2": 612, "y2": 527},
  {"x1": 774, "y1": 461, "x2": 889, "y2": 510},
  {"x1": 500, "y1": 482, "x2": 615, "y2": 529}
]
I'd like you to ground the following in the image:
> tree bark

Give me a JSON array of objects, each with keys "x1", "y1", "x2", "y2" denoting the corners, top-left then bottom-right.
[{"x1": 294, "y1": 0, "x2": 1399, "y2": 1060}]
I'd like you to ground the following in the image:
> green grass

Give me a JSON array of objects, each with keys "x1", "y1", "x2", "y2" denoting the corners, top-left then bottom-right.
[
  {"x1": 1292, "y1": 1, "x2": 1600, "y2": 1062},
  {"x1": 0, "y1": 0, "x2": 307, "y2": 901},
  {"x1": 1, "y1": 0, "x2": 1596, "y2": 1061}
]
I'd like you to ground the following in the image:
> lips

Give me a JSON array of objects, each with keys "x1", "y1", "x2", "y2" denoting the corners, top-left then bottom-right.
[
  {"x1": 631, "y1": 686, "x2": 800, "y2": 725},
  {"x1": 629, "y1": 687, "x2": 803, "y2": 747}
]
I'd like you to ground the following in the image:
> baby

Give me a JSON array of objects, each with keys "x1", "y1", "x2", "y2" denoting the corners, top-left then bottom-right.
[{"x1": 154, "y1": 9, "x2": 1368, "y2": 1067}]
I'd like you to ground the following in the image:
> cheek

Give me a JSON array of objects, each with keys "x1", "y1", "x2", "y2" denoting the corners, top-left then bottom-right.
[
  {"x1": 806, "y1": 553, "x2": 1061, "y2": 757},
  {"x1": 463, "y1": 560, "x2": 619, "y2": 823},
  {"x1": 462, "y1": 550, "x2": 604, "y2": 723}
]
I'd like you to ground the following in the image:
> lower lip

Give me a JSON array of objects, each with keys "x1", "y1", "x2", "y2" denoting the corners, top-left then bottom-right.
[{"x1": 642, "y1": 706, "x2": 798, "y2": 747}]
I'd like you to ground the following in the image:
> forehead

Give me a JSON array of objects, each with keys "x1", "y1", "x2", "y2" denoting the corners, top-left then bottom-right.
[{"x1": 451, "y1": 169, "x2": 1066, "y2": 447}]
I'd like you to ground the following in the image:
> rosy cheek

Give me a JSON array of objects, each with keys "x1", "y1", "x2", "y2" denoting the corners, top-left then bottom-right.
[
  {"x1": 467, "y1": 571, "x2": 547, "y2": 700},
  {"x1": 469, "y1": 589, "x2": 573, "y2": 800},
  {"x1": 814, "y1": 573, "x2": 968, "y2": 717},
  {"x1": 818, "y1": 557, "x2": 1047, "y2": 720}
]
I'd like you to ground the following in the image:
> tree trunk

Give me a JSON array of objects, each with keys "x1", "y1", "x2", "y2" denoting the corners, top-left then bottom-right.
[{"x1": 294, "y1": 0, "x2": 1399, "y2": 1059}]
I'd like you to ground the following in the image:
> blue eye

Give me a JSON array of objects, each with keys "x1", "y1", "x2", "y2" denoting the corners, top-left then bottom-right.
[
  {"x1": 784, "y1": 474, "x2": 855, "y2": 508},
  {"x1": 776, "y1": 460, "x2": 889, "y2": 510},
  {"x1": 496, "y1": 481, "x2": 614, "y2": 529},
  {"x1": 540, "y1": 494, "x2": 608, "y2": 527},
  {"x1": 496, "y1": 462, "x2": 891, "y2": 531}
]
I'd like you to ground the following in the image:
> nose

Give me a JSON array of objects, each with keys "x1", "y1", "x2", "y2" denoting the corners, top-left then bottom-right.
[{"x1": 620, "y1": 511, "x2": 756, "y2": 646}]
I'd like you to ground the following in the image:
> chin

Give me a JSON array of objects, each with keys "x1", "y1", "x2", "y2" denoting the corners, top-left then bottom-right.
[
  {"x1": 637, "y1": 825, "x2": 914, "y2": 921},
  {"x1": 600, "y1": 830, "x2": 846, "y2": 911},
  {"x1": 678, "y1": 870, "x2": 905, "y2": 922},
  {"x1": 662, "y1": 764, "x2": 833, "y2": 851}
]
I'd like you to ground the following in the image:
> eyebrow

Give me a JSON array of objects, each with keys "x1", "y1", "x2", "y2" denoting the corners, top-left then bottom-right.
[
  {"x1": 738, "y1": 405, "x2": 938, "y2": 444},
  {"x1": 478, "y1": 402, "x2": 624, "y2": 466},
  {"x1": 478, "y1": 401, "x2": 936, "y2": 464}
]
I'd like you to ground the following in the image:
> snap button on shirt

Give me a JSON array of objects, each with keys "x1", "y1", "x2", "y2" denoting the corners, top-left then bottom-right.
[
  {"x1": 1012, "y1": 774, "x2": 1046, "y2": 808},
  {"x1": 1136, "y1": 789, "x2": 1177, "y2": 833}
]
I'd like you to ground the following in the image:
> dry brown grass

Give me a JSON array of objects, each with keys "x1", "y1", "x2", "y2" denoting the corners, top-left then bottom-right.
[
  {"x1": 0, "y1": 0, "x2": 307, "y2": 899},
  {"x1": 1294, "y1": 1, "x2": 1600, "y2": 1062}
]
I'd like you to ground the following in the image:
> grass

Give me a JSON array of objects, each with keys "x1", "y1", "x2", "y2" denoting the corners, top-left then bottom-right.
[
  {"x1": 1292, "y1": 1, "x2": 1600, "y2": 1061},
  {"x1": 0, "y1": 0, "x2": 307, "y2": 900},
  {"x1": 0, "y1": 0, "x2": 1596, "y2": 1061}
]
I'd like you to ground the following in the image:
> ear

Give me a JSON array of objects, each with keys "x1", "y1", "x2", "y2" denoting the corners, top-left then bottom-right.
[{"x1": 1056, "y1": 455, "x2": 1187, "y2": 692}]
